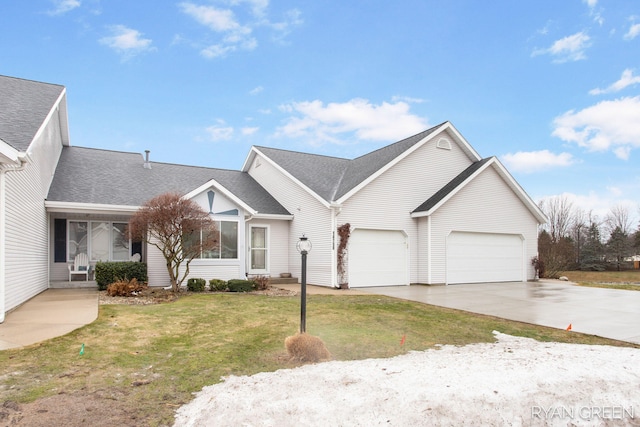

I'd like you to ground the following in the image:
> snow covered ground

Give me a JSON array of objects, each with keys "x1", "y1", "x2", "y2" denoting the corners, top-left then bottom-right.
[{"x1": 174, "y1": 332, "x2": 639, "y2": 426}]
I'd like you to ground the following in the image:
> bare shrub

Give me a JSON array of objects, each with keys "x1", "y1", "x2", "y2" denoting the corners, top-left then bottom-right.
[
  {"x1": 253, "y1": 275, "x2": 270, "y2": 291},
  {"x1": 106, "y1": 278, "x2": 148, "y2": 297},
  {"x1": 284, "y1": 333, "x2": 331, "y2": 363}
]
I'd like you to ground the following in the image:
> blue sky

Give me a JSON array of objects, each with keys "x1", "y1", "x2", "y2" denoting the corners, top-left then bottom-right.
[{"x1": 3, "y1": 0, "x2": 640, "y2": 225}]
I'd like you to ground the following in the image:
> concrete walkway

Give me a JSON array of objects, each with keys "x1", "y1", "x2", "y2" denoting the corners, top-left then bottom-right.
[
  {"x1": 358, "y1": 280, "x2": 640, "y2": 345},
  {"x1": 0, "y1": 288, "x2": 98, "y2": 350}
]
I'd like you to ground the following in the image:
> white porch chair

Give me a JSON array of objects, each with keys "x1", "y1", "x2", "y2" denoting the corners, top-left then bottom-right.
[{"x1": 68, "y1": 253, "x2": 90, "y2": 281}]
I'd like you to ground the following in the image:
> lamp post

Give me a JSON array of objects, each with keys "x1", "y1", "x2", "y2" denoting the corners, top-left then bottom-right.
[{"x1": 296, "y1": 235, "x2": 312, "y2": 333}]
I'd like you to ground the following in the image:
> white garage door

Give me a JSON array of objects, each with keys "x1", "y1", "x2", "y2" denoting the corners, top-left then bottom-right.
[
  {"x1": 447, "y1": 232, "x2": 523, "y2": 284},
  {"x1": 349, "y1": 229, "x2": 408, "y2": 287}
]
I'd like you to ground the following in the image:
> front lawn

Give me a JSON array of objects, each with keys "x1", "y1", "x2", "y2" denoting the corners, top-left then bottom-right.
[
  {"x1": 1, "y1": 292, "x2": 637, "y2": 425},
  {"x1": 560, "y1": 270, "x2": 640, "y2": 291}
]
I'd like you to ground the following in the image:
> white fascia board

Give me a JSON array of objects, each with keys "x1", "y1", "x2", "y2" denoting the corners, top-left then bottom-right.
[
  {"x1": 489, "y1": 158, "x2": 548, "y2": 224},
  {"x1": 410, "y1": 158, "x2": 494, "y2": 218},
  {"x1": 441, "y1": 121, "x2": 482, "y2": 162},
  {"x1": 240, "y1": 148, "x2": 257, "y2": 172},
  {"x1": 45, "y1": 201, "x2": 139, "y2": 215},
  {"x1": 336, "y1": 123, "x2": 452, "y2": 204},
  {"x1": 29, "y1": 89, "x2": 69, "y2": 154},
  {"x1": 183, "y1": 178, "x2": 258, "y2": 215},
  {"x1": 251, "y1": 213, "x2": 294, "y2": 221},
  {"x1": 251, "y1": 147, "x2": 332, "y2": 209},
  {"x1": 0, "y1": 140, "x2": 20, "y2": 164},
  {"x1": 410, "y1": 158, "x2": 549, "y2": 225}
]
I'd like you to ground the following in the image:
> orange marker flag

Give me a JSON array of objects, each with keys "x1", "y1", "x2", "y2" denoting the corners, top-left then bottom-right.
[
  {"x1": 566, "y1": 324, "x2": 572, "y2": 331},
  {"x1": 400, "y1": 334, "x2": 406, "y2": 346}
]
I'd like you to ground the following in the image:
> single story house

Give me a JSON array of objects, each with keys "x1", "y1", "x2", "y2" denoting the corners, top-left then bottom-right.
[{"x1": 0, "y1": 75, "x2": 547, "y2": 321}]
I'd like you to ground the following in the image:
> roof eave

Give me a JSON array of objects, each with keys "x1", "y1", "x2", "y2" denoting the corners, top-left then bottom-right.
[
  {"x1": 410, "y1": 158, "x2": 548, "y2": 224},
  {"x1": 45, "y1": 201, "x2": 139, "y2": 215},
  {"x1": 0, "y1": 140, "x2": 21, "y2": 164},
  {"x1": 250, "y1": 147, "x2": 332, "y2": 209},
  {"x1": 183, "y1": 178, "x2": 258, "y2": 216},
  {"x1": 250, "y1": 213, "x2": 294, "y2": 220}
]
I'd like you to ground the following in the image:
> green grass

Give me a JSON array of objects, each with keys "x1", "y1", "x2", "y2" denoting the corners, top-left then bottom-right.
[
  {"x1": 1, "y1": 293, "x2": 637, "y2": 425},
  {"x1": 560, "y1": 270, "x2": 640, "y2": 291}
]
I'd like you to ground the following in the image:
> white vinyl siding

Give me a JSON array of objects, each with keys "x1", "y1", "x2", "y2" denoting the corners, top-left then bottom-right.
[
  {"x1": 146, "y1": 238, "x2": 171, "y2": 287},
  {"x1": 426, "y1": 166, "x2": 539, "y2": 284},
  {"x1": 248, "y1": 154, "x2": 333, "y2": 286},
  {"x1": 338, "y1": 129, "x2": 474, "y2": 285},
  {"x1": 4, "y1": 107, "x2": 64, "y2": 311}
]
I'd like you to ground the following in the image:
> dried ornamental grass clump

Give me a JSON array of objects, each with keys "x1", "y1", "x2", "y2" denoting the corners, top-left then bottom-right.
[
  {"x1": 284, "y1": 333, "x2": 331, "y2": 363},
  {"x1": 106, "y1": 278, "x2": 148, "y2": 297}
]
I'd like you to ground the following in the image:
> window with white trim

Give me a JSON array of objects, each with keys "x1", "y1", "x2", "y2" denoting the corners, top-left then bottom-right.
[
  {"x1": 436, "y1": 138, "x2": 452, "y2": 150},
  {"x1": 68, "y1": 220, "x2": 132, "y2": 262},
  {"x1": 190, "y1": 220, "x2": 238, "y2": 259}
]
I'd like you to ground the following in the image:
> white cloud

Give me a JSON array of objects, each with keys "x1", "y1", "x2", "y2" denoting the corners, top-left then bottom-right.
[
  {"x1": 201, "y1": 44, "x2": 237, "y2": 59},
  {"x1": 532, "y1": 31, "x2": 591, "y2": 63},
  {"x1": 501, "y1": 150, "x2": 574, "y2": 174},
  {"x1": 179, "y1": 1, "x2": 301, "y2": 58},
  {"x1": 180, "y1": 2, "x2": 256, "y2": 58},
  {"x1": 99, "y1": 25, "x2": 154, "y2": 59},
  {"x1": 391, "y1": 95, "x2": 425, "y2": 104},
  {"x1": 552, "y1": 96, "x2": 640, "y2": 160},
  {"x1": 582, "y1": 0, "x2": 597, "y2": 7},
  {"x1": 276, "y1": 98, "x2": 428, "y2": 144},
  {"x1": 180, "y1": 3, "x2": 245, "y2": 32},
  {"x1": 249, "y1": 86, "x2": 264, "y2": 95},
  {"x1": 48, "y1": 0, "x2": 81, "y2": 15},
  {"x1": 206, "y1": 122, "x2": 234, "y2": 141},
  {"x1": 624, "y1": 22, "x2": 640, "y2": 40},
  {"x1": 241, "y1": 127, "x2": 259, "y2": 136},
  {"x1": 589, "y1": 69, "x2": 640, "y2": 95}
]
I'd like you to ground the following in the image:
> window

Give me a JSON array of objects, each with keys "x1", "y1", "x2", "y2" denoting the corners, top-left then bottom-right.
[
  {"x1": 190, "y1": 221, "x2": 238, "y2": 259},
  {"x1": 68, "y1": 221, "x2": 132, "y2": 262},
  {"x1": 436, "y1": 138, "x2": 452, "y2": 150}
]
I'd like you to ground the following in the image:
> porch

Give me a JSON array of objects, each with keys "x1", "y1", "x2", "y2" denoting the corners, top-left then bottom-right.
[{"x1": 50, "y1": 280, "x2": 97, "y2": 289}]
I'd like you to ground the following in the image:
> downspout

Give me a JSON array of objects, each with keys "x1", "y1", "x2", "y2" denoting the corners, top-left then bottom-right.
[
  {"x1": 330, "y1": 203, "x2": 342, "y2": 288},
  {"x1": 0, "y1": 154, "x2": 29, "y2": 323}
]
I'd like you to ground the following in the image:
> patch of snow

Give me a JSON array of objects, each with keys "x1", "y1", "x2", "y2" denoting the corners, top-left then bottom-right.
[{"x1": 174, "y1": 332, "x2": 640, "y2": 426}]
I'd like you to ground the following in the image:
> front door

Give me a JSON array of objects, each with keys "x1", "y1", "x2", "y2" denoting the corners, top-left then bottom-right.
[{"x1": 249, "y1": 226, "x2": 268, "y2": 274}]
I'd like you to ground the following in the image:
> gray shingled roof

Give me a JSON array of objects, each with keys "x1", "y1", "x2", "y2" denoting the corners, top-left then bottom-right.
[
  {"x1": 0, "y1": 75, "x2": 65, "y2": 152},
  {"x1": 412, "y1": 157, "x2": 493, "y2": 213},
  {"x1": 255, "y1": 124, "x2": 443, "y2": 202},
  {"x1": 47, "y1": 146, "x2": 290, "y2": 215}
]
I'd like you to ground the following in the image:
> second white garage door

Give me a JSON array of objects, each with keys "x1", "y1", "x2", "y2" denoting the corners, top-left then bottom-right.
[
  {"x1": 446, "y1": 231, "x2": 523, "y2": 284},
  {"x1": 349, "y1": 229, "x2": 408, "y2": 288}
]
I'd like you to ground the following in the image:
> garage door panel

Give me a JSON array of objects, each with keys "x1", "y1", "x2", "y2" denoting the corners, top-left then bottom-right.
[
  {"x1": 447, "y1": 232, "x2": 523, "y2": 284},
  {"x1": 349, "y1": 230, "x2": 408, "y2": 287}
]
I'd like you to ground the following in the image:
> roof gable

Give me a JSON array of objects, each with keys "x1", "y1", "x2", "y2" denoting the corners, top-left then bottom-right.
[
  {"x1": 411, "y1": 157, "x2": 547, "y2": 224},
  {"x1": 0, "y1": 75, "x2": 66, "y2": 152},
  {"x1": 47, "y1": 146, "x2": 290, "y2": 216},
  {"x1": 245, "y1": 122, "x2": 483, "y2": 205}
]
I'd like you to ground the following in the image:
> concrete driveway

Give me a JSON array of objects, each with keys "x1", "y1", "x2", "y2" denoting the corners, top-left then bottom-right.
[{"x1": 359, "y1": 280, "x2": 640, "y2": 345}]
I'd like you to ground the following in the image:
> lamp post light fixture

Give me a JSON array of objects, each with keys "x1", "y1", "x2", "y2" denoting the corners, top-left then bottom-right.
[{"x1": 296, "y1": 234, "x2": 312, "y2": 333}]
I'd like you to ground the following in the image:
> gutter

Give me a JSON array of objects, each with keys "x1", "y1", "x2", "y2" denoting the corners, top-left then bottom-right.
[{"x1": 0, "y1": 154, "x2": 29, "y2": 323}]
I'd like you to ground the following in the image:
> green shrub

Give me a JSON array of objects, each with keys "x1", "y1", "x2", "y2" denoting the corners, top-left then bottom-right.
[
  {"x1": 95, "y1": 261, "x2": 148, "y2": 291},
  {"x1": 227, "y1": 279, "x2": 256, "y2": 293},
  {"x1": 187, "y1": 278, "x2": 207, "y2": 292},
  {"x1": 209, "y1": 279, "x2": 228, "y2": 292}
]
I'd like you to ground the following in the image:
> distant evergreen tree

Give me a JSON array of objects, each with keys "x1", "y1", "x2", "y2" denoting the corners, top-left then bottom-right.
[
  {"x1": 606, "y1": 226, "x2": 631, "y2": 271},
  {"x1": 580, "y1": 222, "x2": 604, "y2": 271}
]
